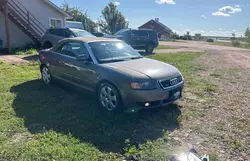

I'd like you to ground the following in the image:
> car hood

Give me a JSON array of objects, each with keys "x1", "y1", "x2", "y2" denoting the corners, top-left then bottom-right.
[{"x1": 101, "y1": 58, "x2": 180, "y2": 80}]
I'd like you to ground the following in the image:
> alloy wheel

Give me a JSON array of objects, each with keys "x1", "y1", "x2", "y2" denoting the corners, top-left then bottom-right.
[
  {"x1": 99, "y1": 85, "x2": 118, "y2": 111},
  {"x1": 41, "y1": 66, "x2": 51, "y2": 84}
]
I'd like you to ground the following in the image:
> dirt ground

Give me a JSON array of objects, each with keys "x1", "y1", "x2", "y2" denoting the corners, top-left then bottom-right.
[
  {"x1": 158, "y1": 41, "x2": 250, "y2": 161},
  {"x1": 159, "y1": 41, "x2": 250, "y2": 70},
  {"x1": 0, "y1": 54, "x2": 38, "y2": 64}
]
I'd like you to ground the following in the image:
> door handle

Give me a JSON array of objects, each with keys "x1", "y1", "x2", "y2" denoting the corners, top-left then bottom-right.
[{"x1": 59, "y1": 60, "x2": 65, "y2": 65}]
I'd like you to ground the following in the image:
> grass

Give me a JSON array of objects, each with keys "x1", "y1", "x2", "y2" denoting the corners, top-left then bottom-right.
[
  {"x1": 156, "y1": 45, "x2": 175, "y2": 49},
  {"x1": 0, "y1": 52, "x2": 212, "y2": 160},
  {"x1": 11, "y1": 48, "x2": 38, "y2": 55},
  {"x1": 148, "y1": 52, "x2": 216, "y2": 93},
  {"x1": 213, "y1": 41, "x2": 250, "y2": 49}
]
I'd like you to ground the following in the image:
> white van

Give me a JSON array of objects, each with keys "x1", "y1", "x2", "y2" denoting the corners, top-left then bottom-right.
[{"x1": 65, "y1": 21, "x2": 84, "y2": 30}]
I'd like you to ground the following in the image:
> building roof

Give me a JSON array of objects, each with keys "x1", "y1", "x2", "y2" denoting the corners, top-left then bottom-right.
[
  {"x1": 138, "y1": 19, "x2": 173, "y2": 34},
  {"x1": 156, "y1": 21, "x2": 172, "y2": 31},
  {"x1": 44, "y1": 0, "x2": 71, "y2": 18}
]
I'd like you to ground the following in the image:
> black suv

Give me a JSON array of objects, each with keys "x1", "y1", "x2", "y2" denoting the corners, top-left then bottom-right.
[{"x1": 114, "y1": 29, "x2": 159, "y2": 53}]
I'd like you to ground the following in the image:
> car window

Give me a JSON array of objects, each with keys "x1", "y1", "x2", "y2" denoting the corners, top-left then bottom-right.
[
  {"x1": 65, "y1": 30, "x2": 74, "y2": 38},
  {"x1": 71, "y1": 29, "x2": 94, "y2": 37},
  {"x1": 131, "y1": 30, "x2": 139, "y2": 37},
  {"x1": 56, "y1": 42, "x2": 89, "y2": 57},
  {"x1": 138, "y1": 30, "x2": 149, "y2": 37},
  {"x1": 48, "y1": 29, "x2": 54, "y2": 34},
  {"x1": 50, "y1": 29, "x2": 64, "y2": 37}
]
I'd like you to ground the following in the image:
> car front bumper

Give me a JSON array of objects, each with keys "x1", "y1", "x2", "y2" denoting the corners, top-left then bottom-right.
[{"x1": 121, "y1": 82, "x2": 184, "y2": 110}]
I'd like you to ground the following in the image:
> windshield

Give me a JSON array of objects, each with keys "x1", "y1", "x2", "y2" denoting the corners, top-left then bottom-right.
[
  {"x1": 72, "y1": 30, "x2": 95, "y2": 37},
  {"x1": 88, "y1": 41, "x2": 142, "y2": 63}
]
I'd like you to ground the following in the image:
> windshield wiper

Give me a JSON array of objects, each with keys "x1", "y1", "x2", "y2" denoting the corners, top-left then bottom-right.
[
  {"x1": 130, "y1": 56, "x2": 143, "y2": 60},
  {"x1": 102, "y1": 59, "x2": 128, "y2": 63}
]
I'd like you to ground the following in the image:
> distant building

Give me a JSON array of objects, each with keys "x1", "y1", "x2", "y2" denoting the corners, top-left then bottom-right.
[
  {"x1": 138, "y1": 18, "x2": 173, "y2": 40},
  {"x1": 195, "y1": 33, "x2": 202, "y2": 40}
]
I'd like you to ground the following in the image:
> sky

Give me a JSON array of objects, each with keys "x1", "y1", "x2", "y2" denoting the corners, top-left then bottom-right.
[{"x1": 51, "y1": 0, "x2": 250, "y2": 37}]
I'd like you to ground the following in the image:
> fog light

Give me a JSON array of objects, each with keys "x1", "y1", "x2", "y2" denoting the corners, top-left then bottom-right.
[{"x1": 145, "y1": 103, "x2": 150, "y2": 107}]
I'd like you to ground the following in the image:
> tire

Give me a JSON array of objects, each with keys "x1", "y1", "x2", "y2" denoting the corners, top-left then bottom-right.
[
  {"x1": 43, "y1": 41, "x2": 53, "y2": 49},
  {"x1": 97, "y1": 82, "x2": 122, "y2": 112},
  {"x1": 145, "y1": 44, "x2": 155, "y2": 53},
  {"x1": 41, "y1": 65, "x2": 52, "y2": 85}
]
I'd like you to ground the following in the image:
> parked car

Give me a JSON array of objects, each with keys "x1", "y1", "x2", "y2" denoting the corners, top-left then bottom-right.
[
  {"x1": 39, "y1": 37, "x2": 184, "y2": 112},
  {"x1": 207, "y1": 38, "x2": 214, "y2": 43},
  {"x1": 65, "y1": 21, "x2": 84, "y2": 29},
  {"x1": 41, "y1": 28, "x2": 94, "y2": 48},
  {"x1": 113, "y1": 29, "x2": 159, "y2": 53}
]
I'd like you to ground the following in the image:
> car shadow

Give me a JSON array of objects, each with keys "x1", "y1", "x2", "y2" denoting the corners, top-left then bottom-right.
[
  {"x1": 22, "y1": 54, "x2": 39, "y2": 61},
  {"x1": 10, "y1": 79, "x2": 181, "y2": 153}
]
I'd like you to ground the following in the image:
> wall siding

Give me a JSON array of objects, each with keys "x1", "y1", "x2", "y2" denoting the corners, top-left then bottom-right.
[
  {"x1": 0, "y1": 12, "x2": 33, "y2": 48},
  {"x1": 0, "y1": 0, "x2": 66, "y2": 49},
  {"x1": 18, "y1": 0, "x2": 66, "y2": 29}
]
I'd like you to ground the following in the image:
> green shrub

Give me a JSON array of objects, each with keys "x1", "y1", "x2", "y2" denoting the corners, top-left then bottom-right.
[
  {"x1": 0, "y1": 60, "x2": 6, "y2": 64},
  {"x1": 207, "y1": 39, "x2": 214, "y2": 42},
  {"x1": 12, "y1": 48, "x2": 38, "y2": 55},
  {"x1": 232, "y1": 40, "x2": 241, "y2": 47}
]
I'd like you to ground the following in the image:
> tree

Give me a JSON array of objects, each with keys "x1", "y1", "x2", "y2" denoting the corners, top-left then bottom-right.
[
  {"x1": 61, "y1": 3, "x2": 97, "y2": 32},
  {"x1": 184, "y1": 31, "x2": 192, "y2": 40},
  {"x1": 99, "y1": 2, "x2": 129, "y2": 34},
  {"x1": 245, "y1": 27, "x2": 250, "y2": 38},
  {"x1": 232, "y1": 32, "x2": 236, "y2": 40}
]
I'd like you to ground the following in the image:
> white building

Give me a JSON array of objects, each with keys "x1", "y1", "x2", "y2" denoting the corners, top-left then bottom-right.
[{"x1": 0, "y1": 0, "x2": 70, "y2": 50}]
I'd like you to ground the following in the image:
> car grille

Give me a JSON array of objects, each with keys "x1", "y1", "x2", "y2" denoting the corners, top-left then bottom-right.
[{"x1": 159, "y1": 75, "x2": 183, "y2": 89}]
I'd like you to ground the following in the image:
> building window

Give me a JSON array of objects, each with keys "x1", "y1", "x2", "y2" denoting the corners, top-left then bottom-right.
[{"x1": 50, "y1": 18, "x2": 62, "y2": 28}]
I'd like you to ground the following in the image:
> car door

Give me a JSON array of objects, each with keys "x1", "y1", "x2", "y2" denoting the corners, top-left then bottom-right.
[
  {"x1": 138, "y1": 30, "x2": 150, "y2": 47},
  {"x1": 129, "y1": 30, "x2": 140, "y2": 48},
  {"x1": 58, "y1": 41, "x2": 99, "y2": 92},
  {"x1": 48, "y1": 42, "x2": 74, "y2": 81}
]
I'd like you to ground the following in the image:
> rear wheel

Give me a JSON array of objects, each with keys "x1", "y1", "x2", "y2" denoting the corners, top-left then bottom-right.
[
  {"x1": 97, "y1": 83, "x2": 122, "y2": 112},
  {"x1": 41, "y1": 65, "x2": 52, "y2": 84},
  {"x1": 145, "y1": 44, "x2": 155, "y2": 53}
]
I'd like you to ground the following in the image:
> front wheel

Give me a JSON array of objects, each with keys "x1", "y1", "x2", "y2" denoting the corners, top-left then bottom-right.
[
  {"x1": 145, "y1": 44, "x2": 155, "y2": 53},
  {"x1": 97, "y1": 83, "x2": 122, "y2": 112}
]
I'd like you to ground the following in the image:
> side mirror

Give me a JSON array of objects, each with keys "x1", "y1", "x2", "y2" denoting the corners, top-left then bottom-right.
[{"x1": 76, "y1": 54, "x2": 90, "y2": 61}]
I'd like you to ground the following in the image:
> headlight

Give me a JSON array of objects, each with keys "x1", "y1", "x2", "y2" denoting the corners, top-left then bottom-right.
[
  {"x1": 179, "y1": 72, "x2": 184, "y2": 81},
  {"x1": 130, "y1": 81, "x2": 156, "y2": 90}
]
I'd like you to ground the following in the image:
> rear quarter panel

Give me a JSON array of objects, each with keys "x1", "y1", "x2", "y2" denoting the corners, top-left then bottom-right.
[
  {"x1": 39, "y1": 49, "x2": 56, "y2": 73},
  {"x1": 42, "y1": 34, "x2": 63, "y2": 46}
]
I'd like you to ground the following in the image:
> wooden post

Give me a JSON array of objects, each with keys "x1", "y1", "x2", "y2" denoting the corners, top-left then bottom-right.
[{"x1": 4, "y1": 3, "x2": 11, "y2": 53}]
